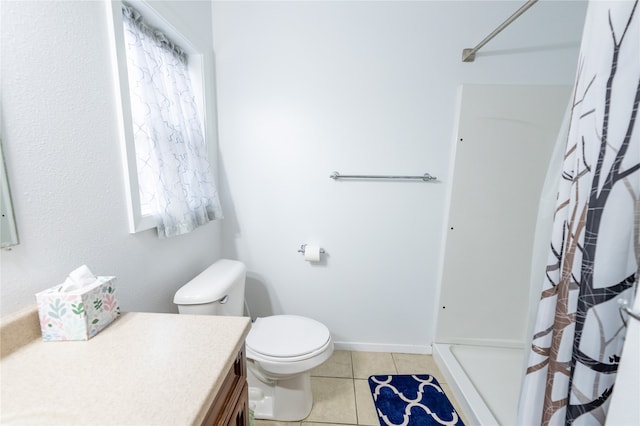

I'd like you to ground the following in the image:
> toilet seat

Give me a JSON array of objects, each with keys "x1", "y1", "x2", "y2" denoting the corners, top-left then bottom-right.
[{"x1": 246, "y1": 315, "x2": 331, "y2": 362}]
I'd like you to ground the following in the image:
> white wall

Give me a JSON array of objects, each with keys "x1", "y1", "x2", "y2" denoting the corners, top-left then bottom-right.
[
  {"x1": 213, "y1": 0, "x2": 587, "y2": 352},
  {"x1": 0, "y1": 0, "x2": 222, "y2": 316},
  {"x1": 0, "y1": 0, "x2": 588, "y2": 352}
]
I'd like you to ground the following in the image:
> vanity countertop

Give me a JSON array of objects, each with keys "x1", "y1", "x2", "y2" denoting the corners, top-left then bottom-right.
[{"x1": 0, "y1": 308, "x2": 251, "y2": 425}]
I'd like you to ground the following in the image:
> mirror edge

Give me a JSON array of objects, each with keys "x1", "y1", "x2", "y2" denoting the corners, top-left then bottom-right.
[{"x1": 1, "y1": 137, "x2": 19, "y2": 249}]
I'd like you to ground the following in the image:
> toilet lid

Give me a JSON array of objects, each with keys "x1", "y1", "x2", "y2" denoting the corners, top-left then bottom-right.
[{"x1": 246, "y1": 315, "x2": 331, "y2": 358}]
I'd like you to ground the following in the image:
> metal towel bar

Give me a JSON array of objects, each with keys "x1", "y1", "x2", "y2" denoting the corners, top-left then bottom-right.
[{"x1": 329, "y1": 171, "x2": 437, "y2": 182}]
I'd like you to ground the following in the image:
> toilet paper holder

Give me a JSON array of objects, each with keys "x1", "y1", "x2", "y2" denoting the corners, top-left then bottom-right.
[{"x1": 297, "y1": 244, "x2": 325, "y2": 255}]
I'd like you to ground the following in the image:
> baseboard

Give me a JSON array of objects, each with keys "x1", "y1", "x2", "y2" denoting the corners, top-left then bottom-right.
[
  {"x1": 436, "y1": 337, "x2": 526, "y2": 349},
  {"x1": 333, "y1": 341, "x2": 431, "y2": 354}
]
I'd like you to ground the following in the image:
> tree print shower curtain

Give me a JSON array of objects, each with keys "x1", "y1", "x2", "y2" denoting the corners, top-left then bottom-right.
[{"x1": 518, "y1": 1, "x2": 639, "y2": 425}]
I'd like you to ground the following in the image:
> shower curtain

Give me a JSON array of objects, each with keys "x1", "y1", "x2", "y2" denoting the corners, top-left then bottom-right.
[{"x1": 518, "y1": 1, "x2": 639, "y2": 425}]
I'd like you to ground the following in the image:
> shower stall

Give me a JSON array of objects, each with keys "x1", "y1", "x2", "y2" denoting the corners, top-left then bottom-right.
[{"x1": 433, "y1": 84, "x2": 571, "y2": 425}]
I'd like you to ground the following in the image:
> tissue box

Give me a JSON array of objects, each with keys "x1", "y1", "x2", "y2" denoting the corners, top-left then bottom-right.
[{"x1": 35, "y1": 276, "x2": 120, "y2": 341}]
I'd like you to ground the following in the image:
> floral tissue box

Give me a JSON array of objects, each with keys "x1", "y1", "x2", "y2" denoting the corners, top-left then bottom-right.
[{"x1": 35, "y1": 276, "x2": 120, "y2": 341}]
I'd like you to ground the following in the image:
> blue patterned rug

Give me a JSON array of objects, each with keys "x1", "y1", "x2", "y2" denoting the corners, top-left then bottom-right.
[{"x1": 368, "y1": 374, "x2": 465, "y2": 426}]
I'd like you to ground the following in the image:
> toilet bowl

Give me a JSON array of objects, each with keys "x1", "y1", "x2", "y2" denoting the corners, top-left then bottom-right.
[
  {"x1": 173, "y1": 259, "x2": 334, "y2": 421},
  {"x1": 246, "y1": 314, "x2": 333, "y2": 420}
]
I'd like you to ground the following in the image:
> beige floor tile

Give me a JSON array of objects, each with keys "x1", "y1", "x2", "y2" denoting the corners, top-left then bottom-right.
[
  {"x1": 441, "y1": 382, "x2": 471, "y2": 426},
  {"x1": 312, "y1": 350, "x2": 353, "y2": 378},
  {"x1": 392, "y1": 353, "x2": 444, "y2": 378},
  {"x1": 305, "y1": 377, "x2": 357, "y2": 424},
  {"x1": 353, "y1": 379, "x2": 379, "y2": 426},
  {"x1": 256, "y1": 351, "x2": 469, "y2": 426},
  {"x1": 352, "y1": 351, "x2": 397, "y2": 379}
]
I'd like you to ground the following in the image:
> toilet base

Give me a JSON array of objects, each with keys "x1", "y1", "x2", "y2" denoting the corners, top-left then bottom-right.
[{"x1": 247, "y1": 365, "x2": 313, "y2": 421}]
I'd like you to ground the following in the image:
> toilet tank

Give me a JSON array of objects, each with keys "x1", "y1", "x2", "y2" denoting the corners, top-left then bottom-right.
[{"x1": 173, "y1": 259, "x2": 246, "y2": 316}]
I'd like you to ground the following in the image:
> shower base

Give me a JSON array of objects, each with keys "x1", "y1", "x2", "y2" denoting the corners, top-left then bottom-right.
[{"x1": 433, "y1": 343, "x2": 525, "y2": 426}]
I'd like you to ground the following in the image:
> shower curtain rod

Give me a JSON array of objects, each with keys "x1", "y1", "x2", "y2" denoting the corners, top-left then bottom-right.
[{"x1": 462, "y1": 0, "x2": 538, "y2": 62}]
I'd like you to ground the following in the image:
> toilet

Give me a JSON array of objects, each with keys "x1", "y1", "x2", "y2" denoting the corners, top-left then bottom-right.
[{"x1": 173, "y1": 259, "x2": 334, "y2": 421}]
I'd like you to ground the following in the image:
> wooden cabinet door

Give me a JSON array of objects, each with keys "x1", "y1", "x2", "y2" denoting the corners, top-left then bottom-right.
[{"x1": 202, "y1": 345, "x2": 248, "y2": 426}]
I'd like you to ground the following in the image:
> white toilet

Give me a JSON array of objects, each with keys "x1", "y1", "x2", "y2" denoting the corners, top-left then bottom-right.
[{"x1": 173, "y1": 259, "x2": 334, "y2": 421}]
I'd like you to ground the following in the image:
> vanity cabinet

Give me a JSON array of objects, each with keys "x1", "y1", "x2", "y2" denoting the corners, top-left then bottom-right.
[
  {"x1": 202, "y1": 345, "x2": 249, "y2": 426},
  {"x1": 0, "y1": 312, "x2": 251, "y2": 426}
]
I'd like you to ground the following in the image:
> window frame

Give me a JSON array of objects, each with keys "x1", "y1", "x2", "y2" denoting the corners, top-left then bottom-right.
[{"x1": 106, "y1": 0, "x2": 214, "y2": 233}]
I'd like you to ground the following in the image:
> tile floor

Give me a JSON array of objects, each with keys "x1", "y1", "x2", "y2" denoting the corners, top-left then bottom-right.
[{"x1": 254, "y1": 350, "x2": 470, "y2": 426}]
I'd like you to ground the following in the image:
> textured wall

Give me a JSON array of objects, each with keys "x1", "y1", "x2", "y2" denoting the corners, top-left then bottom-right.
[{"x1": 0, "y1": 0, "x2": 222, "y2": 316}]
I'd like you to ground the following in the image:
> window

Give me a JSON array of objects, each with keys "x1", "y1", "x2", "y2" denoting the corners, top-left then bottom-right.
[{"x1": 107, "y1": 1, "x2": 222, "y2": 238}]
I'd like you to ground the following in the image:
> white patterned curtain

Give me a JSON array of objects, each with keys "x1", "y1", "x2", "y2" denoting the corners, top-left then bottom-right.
[
  {"x1": 518, "y1": 0, "x2": 639, "y2": 424},
  {"x1": 121, "y1": 4, "x2": 222, "y2": 238}
]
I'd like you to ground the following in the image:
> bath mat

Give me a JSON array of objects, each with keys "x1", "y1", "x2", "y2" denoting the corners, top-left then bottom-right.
[{"x1": 368, "y1": 374, "x2": 465, "y2": 426}]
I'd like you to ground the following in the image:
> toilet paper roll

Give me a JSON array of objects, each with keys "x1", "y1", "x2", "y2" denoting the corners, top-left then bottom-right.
[{"x1": 304, "y1": 245, "x2": 322, "y2": 262}]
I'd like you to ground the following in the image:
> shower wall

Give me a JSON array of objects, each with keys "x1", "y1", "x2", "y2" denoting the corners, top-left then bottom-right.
[
  {"x1": 437, "y1": 84, "x2": 571, "y2": 347},
  {"x1": 434, "y1": 84, "x2": 572, "y2": 424}
]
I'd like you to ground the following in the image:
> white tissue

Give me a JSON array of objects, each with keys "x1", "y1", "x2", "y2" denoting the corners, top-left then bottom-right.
[
  {"x1": 60, "y1": 265, "x2": 97, "y2": 292},
  {"x1": 304, "y1": 245, "x2": 322, "y2": 262}
]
